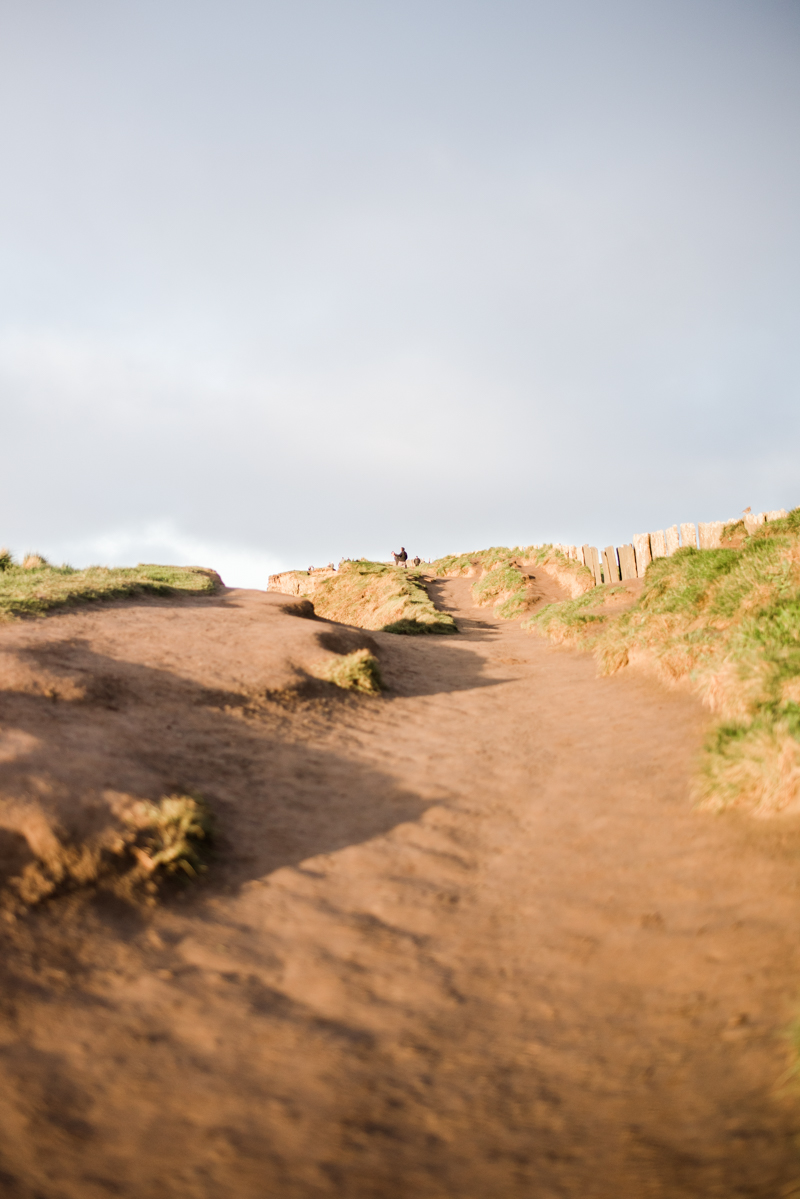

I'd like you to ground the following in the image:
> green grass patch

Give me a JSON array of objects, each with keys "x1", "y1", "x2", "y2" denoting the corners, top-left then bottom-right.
[
  {"x1": 381, "y1": 617, "x2": 456, "y2": 635},
  {"x1": 0, "y1": 558, "x2": 219, "y2": 620},
  {"x1": 525, "y1": 587, "x2": 620, "y2": 641}
]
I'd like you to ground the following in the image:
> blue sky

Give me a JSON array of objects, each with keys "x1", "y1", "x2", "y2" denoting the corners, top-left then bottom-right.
[{"x1": 2, "y1": 0, "x2": 799, "y2": 585}]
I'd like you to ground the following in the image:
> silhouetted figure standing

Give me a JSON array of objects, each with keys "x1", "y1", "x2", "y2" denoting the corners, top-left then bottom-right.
[{"x1": 392, "y1": 547, "x2": 408, "y2": 568}]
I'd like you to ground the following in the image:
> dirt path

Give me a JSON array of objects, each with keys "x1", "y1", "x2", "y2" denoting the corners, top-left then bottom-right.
[{"x1": 1, "y1": 580, "x2": 800, "y2": 1197}]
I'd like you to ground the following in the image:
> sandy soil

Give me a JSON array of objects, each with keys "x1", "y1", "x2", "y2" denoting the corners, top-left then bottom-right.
[{"x1": 0, "y1": 580, "x2": 799, "y2": 1197}]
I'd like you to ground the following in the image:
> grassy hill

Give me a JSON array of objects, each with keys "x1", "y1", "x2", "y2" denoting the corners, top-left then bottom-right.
[
  {"x1": 298, "y1": 560, "x2": 458, "y2": 635},
  {"x1": 431, "y1": 544, "x2": 593, "y2": 617},
  {"x1": 523, "y1": 510, "x2": 800, "y2": 815},
  {"x1": 0, "y1": 554, "x2": 220, "y2": 620}
]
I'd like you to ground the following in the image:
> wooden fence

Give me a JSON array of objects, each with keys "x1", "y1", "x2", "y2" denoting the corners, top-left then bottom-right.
[{"x1": 541, "y1": 509, "x2": 788, "y2": 586}]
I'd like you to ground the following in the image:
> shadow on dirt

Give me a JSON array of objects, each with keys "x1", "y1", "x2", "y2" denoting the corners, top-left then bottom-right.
[{"x1": 0, "y1": 637, "x2": 482, "y2": 913}]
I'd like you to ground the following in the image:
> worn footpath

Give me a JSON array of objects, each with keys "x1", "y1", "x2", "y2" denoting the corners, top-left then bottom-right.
[{"x1": 0, "y1": 578, "x2": 799, "y2": 1197}]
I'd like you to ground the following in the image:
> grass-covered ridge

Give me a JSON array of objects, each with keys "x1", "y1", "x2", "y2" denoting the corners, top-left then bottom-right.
[
  {"x1": 307, "y1": 561, "x2": 458, "y2": 635},
  {"x1": 431, "y1": 544, "x2": 594, "y2": 617},
  {"x1": 431, "y1": 546, "x2": 534, "y2": 619},
  {"x1": 0, "y1": 553, "x2": 220, "y2": 620},
  {"x1": 524, "y1": 509, "x2": 800, "y2": 815}
]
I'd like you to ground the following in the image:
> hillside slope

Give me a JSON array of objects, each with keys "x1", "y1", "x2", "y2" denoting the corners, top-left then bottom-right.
[
  {"x1": 269, "y1": 560, "x2": 458, "y2": 634},
  {"x1": 525, "y1": 508, "x2": 800, "y2": 814},
  {"x1": 431, "y1": 545, "x2": 594, "y2": 617}
]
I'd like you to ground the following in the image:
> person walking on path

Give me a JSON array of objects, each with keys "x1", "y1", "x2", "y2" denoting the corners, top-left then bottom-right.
[{"x1": 392, "y1": 548, "x2": 408, "y2": 568}]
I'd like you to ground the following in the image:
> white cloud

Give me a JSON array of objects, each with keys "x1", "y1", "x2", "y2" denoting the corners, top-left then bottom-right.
[{"x1": 44, "y1": 521, "x2": 287, "y2": 590}]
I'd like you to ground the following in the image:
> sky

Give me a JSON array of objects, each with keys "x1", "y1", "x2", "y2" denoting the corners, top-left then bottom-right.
[{"x1": 1, "y1": 0, "x2": 799, "y2": 586}]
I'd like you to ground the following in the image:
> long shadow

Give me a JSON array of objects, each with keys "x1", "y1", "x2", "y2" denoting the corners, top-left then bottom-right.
[
  {"x1": 17, "y1": 586, "x2": 506, "y2": 699},
  {"x1": 370, "y1": 630, "x2": 512, "y2": 698},
  {"x1": 0, "y1": 639, "x2": 489, "y2": 903}
]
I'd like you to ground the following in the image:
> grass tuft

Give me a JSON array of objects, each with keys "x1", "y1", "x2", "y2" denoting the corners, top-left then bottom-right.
[
  {"x1": 126, "y1": 794, "x2": 214, "y2": 878},
  {"x1": 381, "y1": 617, "x2": 456, "y2": 635},
  {"x1": 320, "y1": 648, "x2": 383, "y2": 693}
]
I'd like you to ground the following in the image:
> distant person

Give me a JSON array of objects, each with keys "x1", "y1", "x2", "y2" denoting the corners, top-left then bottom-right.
[
  {"x1": 392, "y1": 547, "x2": 408, "y2": 568},
  {"x1": 412, "y1": 556, "x2": 421, "y2": 568}
]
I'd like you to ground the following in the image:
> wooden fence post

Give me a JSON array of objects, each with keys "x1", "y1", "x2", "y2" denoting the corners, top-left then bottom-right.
[
  {"x1": 603, "y1": 546, "x2": 620, "y2": 584},
  {"x1": 650, "y1": 530, "x2": 667, "y2": 559},
  {"x1": 586, "y1": 547, "x2": 603, "y2": 586},
  {"x1": 618, "y1": 544, "x2": 637, "y2": 579},
  {"x1": 698, "y1": 521, "x2": 724, "y2": 549},
  {"x1": 632, "y1": 533, "x2": 652, "y2": 577},
  {"x1": 680, "y1": 522, "x2": 697, "y2": 548},
  {"x1": 665, "y1": 525, "x2": 680, "y2": 555}
]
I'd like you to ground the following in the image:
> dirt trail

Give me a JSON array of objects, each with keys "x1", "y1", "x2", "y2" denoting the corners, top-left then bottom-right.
[{"x1": 1, "y1": 580, "x2": 800, "y2": 1197}]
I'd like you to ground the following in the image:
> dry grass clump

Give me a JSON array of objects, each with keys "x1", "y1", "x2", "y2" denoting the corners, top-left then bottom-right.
[
  {"x1": 696, "y1": 723, "x2": 800, "y2": 817},
  {"x1": 524, "y1": 508, "x2": 800, "y2": 815},
  {"x1": 319, "y1": 648, "x2": 383, "y2": 694},
  {"x1": 0, "y1": 793, "x2": 214, "y2": 909},
  {"x1": 309, "y1": 561, "x2": 457, "y2": 635},
  {"x1": 124, "y1": 794, "x2": 214, "y2": 878},
  {"x1": 0, "y1": 560, "x2": 220, "y2": 620}
]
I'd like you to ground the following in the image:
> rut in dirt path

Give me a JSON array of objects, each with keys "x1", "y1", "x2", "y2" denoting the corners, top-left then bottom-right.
[{"x1": 1, "y1": 579, "x2": 799, "y2": 1199}]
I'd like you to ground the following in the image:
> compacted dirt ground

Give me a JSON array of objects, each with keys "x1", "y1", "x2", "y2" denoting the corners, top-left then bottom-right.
[{"x1": 1, "y1": 578, "x2": 800, "y2": 1198}]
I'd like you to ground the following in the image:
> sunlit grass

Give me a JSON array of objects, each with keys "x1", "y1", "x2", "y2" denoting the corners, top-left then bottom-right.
[
  {"x1": 0, "y1": 557, "x2": 219, "y2": 620},
  {"x1": 319, "y1": 647, "x2": 384, "y2": 693},
  {"x1": 307, "y1": 560, "x2": 458, "y2": 634}
]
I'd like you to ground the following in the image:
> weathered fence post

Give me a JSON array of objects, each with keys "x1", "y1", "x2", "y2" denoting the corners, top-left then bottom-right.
[
  {"x1": 632, "y1": 533, "x2": 652, "y2": 577},
  {"x1": 698, "y1": 521, "x2": 724, "y2": 549},
  {"x1": 650, "y1": 530, "x2": 667, "y2": 559},
  {"x1": 603, "y1": 546, "x2": 620, "y2": 584},
  {"x1": 742, "y1": 512, "x2": 768, "y2": 535},
  {"x1": 618, "y1": 544, "x2": 637, "y2": 579},
  {"x1": 585, "y1": 546, "x2": 603, "y2": 585},
  {"x1": 680, "y1": 522, "x2": 697, "y2": 549}
]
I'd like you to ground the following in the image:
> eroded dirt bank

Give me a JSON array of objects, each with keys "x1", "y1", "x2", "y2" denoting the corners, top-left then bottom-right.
[{"x1": 0, "y1": 581, "x2": 799, "y2": 1197}]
